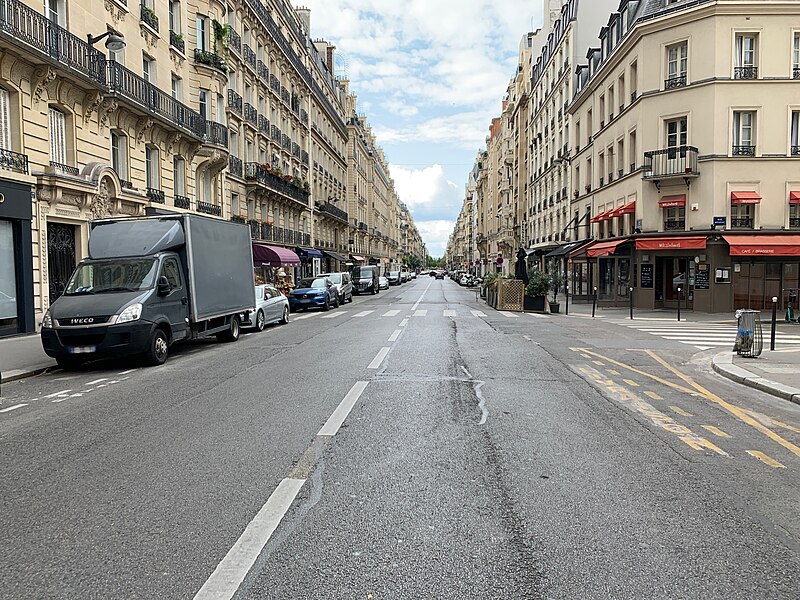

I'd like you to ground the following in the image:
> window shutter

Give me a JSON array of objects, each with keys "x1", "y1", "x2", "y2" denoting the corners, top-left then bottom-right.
[
  {"x1": 0, "y1": 88, "x2": 11, "y2": 151},
  {"x1": 48, "y1": 108, "x2": 66, "y2": 164}
]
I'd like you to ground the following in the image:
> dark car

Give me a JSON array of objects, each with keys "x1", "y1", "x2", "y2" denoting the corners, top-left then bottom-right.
[
  {"x1": 387, "y1": 270, "x2": 401, "y2": 285},
  {"x1": 434, "y1": 270, "x2": 444, "y2": 279},
  {"x1": 351, "y1": 265, "x2": 380, "y2": 295},
  {"x1": 288, "y1": 277, "x2": 339, "y2": 311}
]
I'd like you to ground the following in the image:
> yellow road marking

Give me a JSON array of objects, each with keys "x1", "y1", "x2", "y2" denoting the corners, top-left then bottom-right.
[
  {"x1": 681, "y1": 436, "x2": 726, "y2": 454},
  {"x1": 644, "y1": 350, "x2": 800, "y2": 460},
  {"x1": 581, "y1": 354, "x2": 592, "y2": 359},
  {"x1": 771, "y1": 419, "x2": 800, "y2": 435},
  {"x1": 671, "y1": 405, "x2": 694, "y2": 417},
  {"x1": 623, "y1": 379, "x2": 639, "y2": 387},
  {"x1": 644, "y1": 391, "x2": 663, "y2": 400},
  {"x1": 574, "y1": 348, "x2": 697, "y2": 395},
  {"x1": 592, "y1": 360, "x2": 605, "y2": 366},
  {"x1": 746, "y1": 450, "x2": 786, "y2": 468},
  {"x1": 702, "y1": 425, "x2": 732, "y2": 439},
  {"x1": 608, "y1": 369, "x2": 620, "y2": 375}
]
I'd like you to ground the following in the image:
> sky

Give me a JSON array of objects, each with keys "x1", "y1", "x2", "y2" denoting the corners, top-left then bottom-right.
[{"x1": 298, "y1": 0, "x2": 545, "y2": 257}]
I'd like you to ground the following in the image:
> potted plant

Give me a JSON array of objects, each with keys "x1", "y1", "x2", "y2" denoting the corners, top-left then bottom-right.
[
  {"x1": 549, "y1": 272, "x2": 565, "y2": 313},
  {"x1": 483, "y1": 272, "x2": 500, "y2": 307},
  {"x1": 524, "y1": 270, "x2": 549, "y2": 312}
]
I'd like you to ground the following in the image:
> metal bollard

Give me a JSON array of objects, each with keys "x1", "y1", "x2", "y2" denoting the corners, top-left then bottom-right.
[
  {"x1": 771, "y1": 296, "x2": 778, "y2": 351},
  {"x1": 592, "y1": 287, "x2": 598, "y2": 318},
  {"x1": 565, "y1": 284, "x2": 569, "y2": 316},
  {"x1": 677, "y1": 287, "x2": 682, "y2": 322},
  {"x1": 629, "y1": 287, "x2": 634, "y2": 320}
]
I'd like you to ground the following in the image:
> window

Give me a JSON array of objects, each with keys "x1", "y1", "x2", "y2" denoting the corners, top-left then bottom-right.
[
  {"x1": 47, "y1": 0, "x2": 65, "y2": 26},
  {"x1": 630, "y1": 60, "x2": 638, "y2": 99},
  {"x1": 173, "y1": 156, "x2": 185, "y2": 196},
  {"x1": 108, "y1": 45, "x2": 124, "y2": 64},
  {"x1": 731, "y1": 202, "x2": 754, "y2": 228},
  {"x1": 229, "y1": 130, "x2": 238, "y2": 155},
  {"x1": 48, "y1": 107, "x2": 67, "y2": 165},
  {"x1": 111, "y1": 131, "x2": 127, "y2": 177},
  {"x1": 171, "y1": 74, "x2": 181, "y2": 100},
  {"x1": 629, "y1": 130, "x2": 637, "y2": 171},
  {"x1": 733, "y1": 111, "x2": 755, "y2": 155},
  {"x1": 145, "y1": 145, "x2": 159, "y2": 189},
  {"x1": 666, "y1": 117, "x2": 687, "y2": 152},
  {"x1": 142, "y1": 55, "x2": 154, "y2": 83},
  {"x1": 161, "y1": 258, "x2": 182, "y2": 289},
  {"x1": 735, "y1": 34, "x2": 758, "y2": 78},
  {"x1": 790, "y1": 203, "x2": 800, "y2": 228},
  {"x1": 666, "y1": 42, "x2": 687, "y2": 86},
  {"x1": 794, "y1": 33, "x2": 800, "y2": 77},
  {"x1": 0, "y1": 88, "x2": 10, "y2": 151},
  {"x1": 198, "y1": 89, "x2": 208, "y2": 120},
  {"x1": 216, "y1": 92, "x2": 224, "y2": 123},
  {"x1": 664, "y1": 205, "x2": 685, "y2": 230},
  {"x1": 196, "y1": 15, "x2": 207, "y2": 52},
  {"x1": 169, "y1": 0, "x2": 180, "y2": 34},
  {"x1": 792, "y1": 111, "x2": 799, "y2": 155}
]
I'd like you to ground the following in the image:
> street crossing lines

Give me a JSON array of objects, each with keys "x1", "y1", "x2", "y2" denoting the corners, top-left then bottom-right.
[
  {"x1": 413, "y1": 310, "x2": 428, "y2": 317},
  {"x1": 443, "y1": 310, "x2": 456, "y2": 317},
  {"x1": 352, "y1": 310, "x2": 374, "y2": 318},
  {"x1": 320, "y1": 312, "x2": 346, "y2": 319},
  {"x1": 471, "y1": 310, "x2": 486, "y2": 317},
  {"x1": 382, "y1": 310, "x2": 400, "y2": 317},
  {"x1": 498, "y1": 311, "x2": 520, "y2": 318}
]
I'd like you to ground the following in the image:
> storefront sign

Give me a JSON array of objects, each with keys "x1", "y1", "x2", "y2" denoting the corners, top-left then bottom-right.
[
  {"x1": 640, "y1": 264, "x2": 654, "y2": 288},
  {"x1": 635, "y1": 237, "x2": 707, "y2": 251},
  {"x1": 695, "y1": 263, "x2": 710, "y2": 290},
  {"x1": 723, "y1": 234, "x2": 800, "y2": 256}
]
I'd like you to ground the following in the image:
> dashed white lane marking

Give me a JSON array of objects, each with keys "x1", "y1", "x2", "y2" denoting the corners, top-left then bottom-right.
[
  {"x1": 471, "y1": 310, "x2": 486, "y2": 317},
  {"x1": 320, "y1": 311, "x2": 346, "y2": 319},
  {"x1": 368, "y1": 347, "x2": 391, "y2": 369},
  {"x1": 352, "y1": 310, "x2": 374, "y2": 318},
  {"x1": 44, "y1": 389, "x2": 72, "y2": 398},
  {"x1": 193, "y1": 478, "x2": 306, "y2": 600},
  {"x1": 499, "y1": 311, "x2": 520, "y2": 318},
  {"x1": 413, "y1": 310, "x2": 427, "y2": 317},
  {"x1": 411, "y1": 280, "x2": 433, "y2": 311},
  {"x1": 86, "y1": 378, "x2": 108, "y2": 386},
  {"x1": 443, "y1": 310, "x2": 456, "y2": 317},
  {"x1": 382, "y1": 310, "x2": 400, "y2": 317},
  {"x1": 318, "y1": 381, "x2": 369, "y2": 436},
  {"x1": 0, "y1": 403, "x2": 28, "y2": 413},
  {"x1": 527, "y1": 313, "x2": 548, "y2": 318},
  {"x1": 399, "y1": 319, "x2": 409, "y2": 327},
  {"x1": 388, "y1": 329, "x2": 401, "y2": 342},
  {"x1": 292, "y1": 314, "x2": 313, "y2": 320},
  {"x1": 118, "y1": 369, "x2": 136, "y2": 375}
]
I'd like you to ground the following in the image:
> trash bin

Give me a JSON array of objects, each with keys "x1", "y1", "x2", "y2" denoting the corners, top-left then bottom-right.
[{"x1": 734, "y1": 309, "x2": 763, "y2": 358}]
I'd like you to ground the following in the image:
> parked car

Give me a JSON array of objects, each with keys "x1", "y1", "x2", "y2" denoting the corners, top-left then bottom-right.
[
  {"x1": 388, "y1": 271, "x2": 401, "y2": 285},
  {"x1": 434, "y1": 270, "x2": 445, "y2": 280},
  {"x1": 410, "y1": 272, "x2": 417, "y2": 279},
  {"x1": 459, "y1": 275, "x2": 470, "y2": 286},
  {"x1": 351, "y1": 265, "x2": 380, "y2": 295},
  {"x1": 400, "y1": 271, "x2": 410, "y2": 283},
  {"x1": 242, "y1": 284, "x2": 289, "y2": 331},
  {"x1": 288, "y1": 277, "x2": 339, "y2": 311},
  {"x1": 378, "y1": 276, "x2": 389, "y2": 290},
  {"x1": 319, "y1": 272, "x2": 353, "y2": 303}
]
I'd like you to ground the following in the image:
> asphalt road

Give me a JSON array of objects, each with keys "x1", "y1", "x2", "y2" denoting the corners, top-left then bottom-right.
[{"x1": 1, "y1": 277, "x2": 799, "y2": 599}]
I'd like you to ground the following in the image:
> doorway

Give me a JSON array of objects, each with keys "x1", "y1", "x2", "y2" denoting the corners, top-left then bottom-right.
[
  {"x1": 47, "y1": 222, "x2": 77, "y2": 304},
  {"x1": 657, "y1": 256, "x2": 693, "y2": 309}
]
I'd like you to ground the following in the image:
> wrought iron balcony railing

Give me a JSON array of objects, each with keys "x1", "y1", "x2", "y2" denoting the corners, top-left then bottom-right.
[
  {"x1": 49, "y1": 161, "x2": 79, "y2": 175},
  {"x1": 228, "y1": 155, "x2": 243, "y2": 177},
  {"x1": 731, "y1": 217, "x2": 754, "y2": 228},
  {"x1": 301, "y1": 150, "x2": 309, "y2": 165},
  {"x1": 227, "y1": 29, "x2": 241, "y2": 54},
  {"x1": 140, "y1": 2, "x2": 158, "y2": 31},
  {"x1": 197, "y1": 201, "x2": 221, "y2": 216},
  {"x1": 271, "y1": 125, "x2": 281, "y2": 142},
  {"x1": 169, "y1": 30, "x2": 184, "y2": 54},
  {"x1": 732, "y1": 145, "x2": 756, "y2": 156},
  {"x1": 257, "y1": 60, "x2": 268, "y2": 79},
  {"x1": 663, "y1": 219, "x2": 685, "y2": 231},
  {"x1": 643, "y1": 145, "x2": 699, "y2": 179},
  {"x1": 664, "y1": 75, "x2": 686, "y2": 89},
  {"x1": 242, "y1": 44, "x2": 256, "y2": 68},
  {"x1": 794, "y1": 67, "x2": 800, "y2": 80},
  {"x1": 319, "y1": 202, "x2": 348, "y2": 223},
  {"x1": 0, "y1": 149, "x2": 29, "y2": 174},
  {"x1": 292, "y1": 142, "x2": 300, "y2": 158},
  {"x1": 281, "y1": 87, "x2": 290, "y2": 104},
  {"x1": 734, "y1": 66, "x2": 758, "y2": 79},
  {"x1": 300, "y1": 109, "x2": 308, "y2": 124},
  {"x1": 270, "y1": 74, "x2": 281, "y2": 93},
  {"x1": 258, "y1": 114, "x2": 269, "y2": 134},
  {"x1": 204, "y1": 120, "x2": 228, "y2": 147},
  {"x1": 146, "y1": 187, "x2": 165, "y2": 203},
  {"x1": 791, "y1": 145, "x2": 799, "y2": 156},
  {"x1": 119, "y1": 179, "x2": 133, "y2": 189},
  {"x1": 227, "y1": 89, "x2": 242, "y2": 115},
  {"x1": 194, "y1": 48, "x2": 226, "y2": 72},
  {"x1": 790, "y1": 217, "x2": 800, "y2": 228},
  {"x1": 174, "y1": 195, "x2": 191, "y2": 209},
  {"x1": 243, "y1": 163, "x2": 310, "y2": 205},
  {"x1": 243, "y1": 102, "x2": 257, "y2": 126},
  {"x1": 281, "y1": 134, "x2": 291, "y2": 150}
]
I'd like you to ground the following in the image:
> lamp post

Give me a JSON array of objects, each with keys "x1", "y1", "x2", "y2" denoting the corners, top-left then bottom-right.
[{"x1": 87, "y1": 31, "x2": 126, "y2": 52}]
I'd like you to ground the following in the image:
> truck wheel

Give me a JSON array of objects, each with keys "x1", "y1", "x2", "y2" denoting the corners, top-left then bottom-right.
[
  {"x1": 56, "y1": 356, "x2": 85, "y2": 371},
  {"x1": 371, "y1": 285, "x2": 377, "y2": 295},
  {"x1": 280, "y1": 306, "x2": 289, "y2": 324},
  {"x1": 145, "y1": 328, "x2": 169, "y2": 366},
  {"x1": 255, "y1": 310, "x2": 266, "y2": 332},
  {"x1": 217, "y1": 316, "x2": 240, "y2": 343}
]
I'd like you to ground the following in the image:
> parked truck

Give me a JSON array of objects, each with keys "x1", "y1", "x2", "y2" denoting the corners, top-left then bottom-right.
[{"x1": 41, "y1": 214, "x2": 255, "y2": 368}]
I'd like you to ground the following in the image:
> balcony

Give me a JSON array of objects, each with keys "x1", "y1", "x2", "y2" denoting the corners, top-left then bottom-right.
[
  {"x1": 734, "y1": 66, "x2": 758, "y2": 80},
  {"x1": 0, "y1": 149, "x2": 29, "y2": 174},
  {"x1": 243, "y1": 103, "x2": 258, "y2": 127},
  {"x1": 228, "y1": 29, "x2": 241, "y2": 54},
  {"x1": 257, "y1": 60, "x2": 268, "y2": 80},
  {"x1": 194, "y1": 48, "x2": 227, "y2": 73},
  {"x1": 664, "y1": 75, "x2": 686, "y2": 89},
  {"x1": 243, "y1": 163, "x2": 310, "y2": 205},
  {"x1": 300, "y1": 109, "x2": 309, "y2": 125},
  {"x1": 281, "y1": 134, "x2": 291, "y2": 150},
  {"x1": 271, "y1": 125, "x2": 281, "y2": 142},
  {"x1": 663, "y1": 219, "x2": 685, "y2": 231},
  {"x1": 227, "y1": 89, "x2": 242, "y2": 116},
  {"x1": 731, "y1": 217, "x2": 754, "y2": 228},
  {"x1": 292, "y1": 142, "x2": 301, "y2": 159},
  {"x1": 281, "y1": 87, "x2": 290, "y2": 104},
  {"x1": 792, "y1": 145, "x2": 800, "y2": 156},
  {"x1": 358, "y1": 222, "x2": 368, "y2": 231},
  {"x1": 790, "y1": 217, "x2": 800, "y2": 228},
  {"x1": 174, "y1": 195, "x2": 191, "y2": 209},
  {"x1": 270, "y1": 74, "x2": 281, "y2": 94},
  {"x1": 146, "y1": 188, "x2": 165, "y2": 203},
  {"x1": 169, "y1": 30, "x2": 184, "y2": 54},
  {"x1": 140, "y1": 2, "x2": 158, "y2": 32},
  {"x1": 301, "y1": 150, "x2": 308, "y2": 165},
  {"x1": 204, "y1": 120, "x2": 228, "y2": 147},
  {"x1": 643, "y1": 146, "x2": 699, "y2": 181},
  {"x1": 197, "y1": 201, "x2": 221, "y2": 216},
  {"x1": 242, "y1": 44, "x2": 256, "y2": 69},
  {"x1": 258, "y1": 114, "x2": 270, "y2": 134},
  {"x1": 318, "y1": 202, "x2": 348, "y2": 223},
  {"x1": 732, "y1": 145, "x2": 756, "y2": 157},
  {"x1": 49, "y1": 161, "x2": 79, "y2": 176},
  {"x1": 228, "y1": 155, "x2": 243, "y2": 178}
]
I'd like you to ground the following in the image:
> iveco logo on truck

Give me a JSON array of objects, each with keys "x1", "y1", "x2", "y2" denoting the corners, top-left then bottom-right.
[{"x1": 69, "y1": 317, "x2": 95, "y2": 325}]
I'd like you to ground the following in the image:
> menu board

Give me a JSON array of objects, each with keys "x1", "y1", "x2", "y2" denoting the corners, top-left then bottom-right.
[
  {"x1": 695, "y1": 263, "x2": 710, "y2": 290},
  {"x1": 640, "y1": 264, "x2": 654, "y2": 289}
]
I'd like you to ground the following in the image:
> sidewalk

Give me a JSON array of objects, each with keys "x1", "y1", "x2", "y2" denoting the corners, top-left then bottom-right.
[{"x1": 0, "y1": 334, "x2": 55, "y2": 383}]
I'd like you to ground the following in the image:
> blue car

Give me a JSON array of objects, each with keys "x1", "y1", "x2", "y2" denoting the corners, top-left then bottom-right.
[{"x1": 288, "y1": 277, "x2": 339, "y2": 312}]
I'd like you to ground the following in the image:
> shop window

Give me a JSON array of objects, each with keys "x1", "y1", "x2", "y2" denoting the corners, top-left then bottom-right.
[
  {"x1": 731, "y1": 202, "x2": 754, "y2": 228},
  {"x1": 664, "y1": 205, "x2": 685, "y2": 231},
  {"x1": 0, "y1": 220, "x2": 18, "y2": 333}
]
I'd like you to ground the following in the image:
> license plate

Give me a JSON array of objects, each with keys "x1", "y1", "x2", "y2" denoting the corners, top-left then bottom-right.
[{"x1": 67, "y1": 346, "x2": 96, "y2": 354}]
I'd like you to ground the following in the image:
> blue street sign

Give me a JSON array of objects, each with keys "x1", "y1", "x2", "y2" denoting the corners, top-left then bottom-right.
[{"x1": 713, "y1": 216, "x2": 726, "y2": 226}]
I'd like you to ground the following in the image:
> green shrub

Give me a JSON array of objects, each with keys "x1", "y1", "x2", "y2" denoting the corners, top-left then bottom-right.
[{"x1": 525, "y1": 270, "x2": 550, "y2": 297}]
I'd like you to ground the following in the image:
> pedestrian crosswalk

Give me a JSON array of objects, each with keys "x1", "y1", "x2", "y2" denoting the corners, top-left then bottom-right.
[
  {"x1": 296, "y1": 307, "x2": 527, "y2": 322},
  {"x1": 608, "y1": 319, "x2": 800, "y2": 350}
]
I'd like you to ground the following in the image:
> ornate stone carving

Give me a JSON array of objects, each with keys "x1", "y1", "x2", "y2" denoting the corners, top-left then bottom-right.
[
  {"x1": 136, "y1": 117, "x2": 154, "y2": 142},
  {"x1": 170, "y1": 48, "x2": 185, "y2": 69},
  {"x1": 119, "y1": 201, "x2": 141, "y2": 215},
  {"x1": 98, "y1": 98, "x2": 118, "y2": 130},
  {"x1": 61, "y1": 193, "x2": 85, "y2": 209},
  {"x1": 83, "y1": 91, "x2": 104, "y2": 123},
  {"x1": 104, "y1": 0, "x2": 127, "y2": 24},
  {"x1": 166, "y1": 133, "x2": 182, "y2": 154},
  {"x1": 140, "y1": 25, "x2": 159, "y2": 49},
  {"x1": 90, "y1": 180, "x2": 111, "y2": 219},
  {"x1": 32, "y1": 66, "x2": 57, "y2": 104}
]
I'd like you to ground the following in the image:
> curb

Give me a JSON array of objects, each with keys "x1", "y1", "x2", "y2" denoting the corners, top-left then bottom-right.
[
  {"x1": 1, "y1": 365, "x2": 55, "y2": 384},
  {"x1": 712, "y1": 352, "x2": 800, "y2": 405}
]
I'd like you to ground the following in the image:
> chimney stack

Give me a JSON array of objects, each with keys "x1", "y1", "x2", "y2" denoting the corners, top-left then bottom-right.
[
  {"x1": 295, "y1": 6, "x2": 311, "y2": 34},
  {"x1": 326, "y1": 44, "x2": 336, "y2": 75}
]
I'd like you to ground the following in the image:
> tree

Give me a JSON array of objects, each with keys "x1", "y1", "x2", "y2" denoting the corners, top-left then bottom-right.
[{"x1": 426, "y1": 255, "x2": 444, "y2": 268}]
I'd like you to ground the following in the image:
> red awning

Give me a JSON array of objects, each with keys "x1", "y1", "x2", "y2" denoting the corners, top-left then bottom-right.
[
  {"x1": 723, "y1": 234, "x2": 800, "y2": 256},
  {"x1": 608, "y1": 202, "x2": 636, "y2": 218},
  {"x1": 790, "y1": 192, "x2": 800, "y2": 204},
  {"x1": 586, "y1": 239, "x2": 626, "y2": 258},
  {"x1": 636, "y1": 236, "x2": 707, "y2": 251},
  {"x1": 731, "y1": 191, "x2": 761, "y2": 205},
  {"x1": 590, "y1": 209, "x2": 611, "y2": 223},
  {"x1": 252, "y1": 244, "x2": 301, "y2": 267},
  {"x1": 659, "y1": 195, "x2": 686, "y2": 208}
]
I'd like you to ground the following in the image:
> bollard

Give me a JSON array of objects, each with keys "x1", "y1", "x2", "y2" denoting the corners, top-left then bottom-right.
[
  {"x1": 677, "y1": 287, "x2": 682, "y2": 322},
  {"x1": 629, "y1": 287, "x2": 634, "y2": 320},
  {"x1": 565, "y1": 283, "x2": 569, "y2": 316},
  {"x1": 771, "y1": 296, "x2": 778, "y2": 351},
  {"x1": 592, "y1": 287, "x2": 598, "y2": 318}
]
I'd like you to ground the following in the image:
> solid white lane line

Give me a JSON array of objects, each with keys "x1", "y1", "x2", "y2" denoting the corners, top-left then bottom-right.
[
  {"x1": 413, "y1": 310, "x2": 427, "y2": 317},
  {"x1": 382, "y1": 310, "x2": 400, "y2": 317},
  {"x1": 353, "y1": 310, "x2": 374, "y2": 318},
  {"x1": 443, "y1": 310, "x2": 456, "y2": 317},
  {"x1": 527, "y1": 313, "x2": 548, "y2": 319},
  {"x1": 388, "y1": 329, "x2": 401, "y2": 342},
  {"x1": 292, "y1": 314, "x2": 313, "y2": 320},
  {"x1": 193, "y1": 478, "x2": 306, "y2": 600},
  {"x1": 318, "y1": 381, "x2": 369, "y2": 436},
  {"x1": 411, "y1": 280, "x2": 433, "y2": 311},
  {"x1": 499, "y1": 311, "x2": 520, "y2": 318},
  {"x1": 118, "y1": 369, "x2": 136, "y2": 375},
  {"x1": 368, "y1": 347, "x2": 391, "y2": 369},
  {"x1": 471, "y1": 310, "x2": 486, "y2": 317},
  {"x1": 85, "y1": 378, "x2": 108, "y2": 386},
  {"x1": 44, "y1": 389, "x2": 72, "y2": 398},
  {"x1": 320, "y1": 312, "x2": 346, "y2": 319},
  {"x1": 399, "y1": 319, "x2": 409, "y2": 327},
  {"x1": 0, "y1": 403, "x2": 28, "y2": 413}
]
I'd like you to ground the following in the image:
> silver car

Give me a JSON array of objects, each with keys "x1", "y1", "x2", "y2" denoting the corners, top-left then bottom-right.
[
  {"x1": 242, "y1": 284, "x2": 290, "y2": 331},
  {"x1": 319, "y1": 272, "x2": 353, "y2": 303}
]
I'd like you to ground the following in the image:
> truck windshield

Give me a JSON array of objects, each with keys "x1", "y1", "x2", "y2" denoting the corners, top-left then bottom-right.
[
  {"x1": 352, "y1": 268, "x2": 374, "y2": 280},
  {"x1": 64, "y1": 258, "x2": 159, "y2": 295}
]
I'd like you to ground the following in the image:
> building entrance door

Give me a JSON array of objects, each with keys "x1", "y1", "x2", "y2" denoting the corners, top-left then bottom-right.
[
  {"x1": 660, "y1": 257, "x2": 693, "y2": 309},
  {"x1": 47, "y1": 222, "x2": 76, "y2": 305}
]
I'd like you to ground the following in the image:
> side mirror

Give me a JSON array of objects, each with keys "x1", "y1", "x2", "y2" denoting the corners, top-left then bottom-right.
[{"x1": 157, "y1": 276, "x2": 171, "y2": 296}]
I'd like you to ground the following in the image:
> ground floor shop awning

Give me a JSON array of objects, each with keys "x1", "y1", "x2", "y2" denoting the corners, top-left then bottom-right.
[
  {"x1": 658, "y1": 195, "x2": 686, "y2": 208},
  {"x1": 635, "y1": 236, "x2": 707, "y2": 251},
  {"x1": 350, "y1": 254, "x2": 365, "y2": 262},
  {"x1": 723, "y1": 234, "x2": 800, "y2": 256},
  {"x1": 590, "y1": 209, "x2": 612, "y2": 223},
  {"x1": 252, "y1": 244, "x2": 301, "y2": 267},
  {"x1": 323, "y1": 250, "x2": 349, "y2": 262},
  {"x1": 296, "y1": 247, "x2": 323, "y2": 260},
  {"x1": 731, "y1": 191, "x2": 762, "y2": 204},
  {"x1": 545, "y1": 239, "x2": 593, "y2": 258},
  {"x1": 608, "y1": 202, "x2": 636, "y2": 218},
  {"x1": 789, "y1": 192, "x2": 800, "y2": 204},
  {"x1": 586, "y1": 239, "x2": 629, "y2": 258}
]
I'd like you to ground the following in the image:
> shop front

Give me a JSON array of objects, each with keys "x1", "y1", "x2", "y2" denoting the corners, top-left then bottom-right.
[
  {"x1": 295, "y1": 247, "x2": 323, "y2": 277},
  {"x1": 323, "y1": 250, "x2": 350, "y2": 273},
  {"x1": 586, "y1": 238, "x2": 633, "y2": 307},
  {"x1": 0, "y1": 180, "x2": 35, "y2": 337},
  {"x1": 634, "y1": 236, "x2": 709, "y2": 311},
  {"x1": 252, "y1": 244, "x2": 301, "y2": 295}
]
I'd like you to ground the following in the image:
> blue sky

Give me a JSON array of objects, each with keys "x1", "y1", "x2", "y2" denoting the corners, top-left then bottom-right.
[{"x1": 300, "y1": 0, "x2": 545, "y2": 257}]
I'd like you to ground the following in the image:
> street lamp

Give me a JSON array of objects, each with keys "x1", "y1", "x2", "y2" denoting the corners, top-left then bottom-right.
[{"x1": 87, "y1": 30, "x2": 126, "y2": 52}]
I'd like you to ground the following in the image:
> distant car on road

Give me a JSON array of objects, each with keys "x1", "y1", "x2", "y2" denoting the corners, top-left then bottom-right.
[
  {"x1": 288, "y1": 277, "x2": 339, "y2": 312},
  {"x1": 319, "y1": 272, "x2": 352, "y2": 303},
  {"x1": 242, "y1": 284, "x2": 289, "y2": 330},
  {"x1": 388, "y1": 270, "x2": 401, "y2": 286},
  {"x1": 434, "y1": 270, "x2": 444, "y2": 280},
  {"x1": 410, "y1": 272, "x2": 417, "y2": 279},
  {"x1": 400, "y1": 271, "x2": 410, "y2": 283},
  {"x1": 379, "y1": 276, "x2": 389, "y2": 290}
]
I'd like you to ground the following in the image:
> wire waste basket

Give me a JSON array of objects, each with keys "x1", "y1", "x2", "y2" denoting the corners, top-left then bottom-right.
[{"x1": 734, "y1": 309, "x2": 763, "y2": 358}]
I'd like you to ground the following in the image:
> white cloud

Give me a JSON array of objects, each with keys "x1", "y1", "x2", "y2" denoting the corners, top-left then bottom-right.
[
  {"x1": 389, "y1": 164, "x2": 462, "y2": 221},
  {"x1": 382, "y1": 98, "x2": 419, "y2": 118},
  {"x1": 415, "y1": 220, "x2": 456, "y2": 258}
]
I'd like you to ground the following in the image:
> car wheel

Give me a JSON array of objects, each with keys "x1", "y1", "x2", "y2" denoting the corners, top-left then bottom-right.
[
  {"x1": 334, "y1": 294, "x2": 340, "y2": 308},
  {"x1": 280, "y1": 305, "x2": 289, "y2": 324},
  {"x1": 145, "y1": 328, "x2": 169, "y2": 366},
  {"x1": 255, "y1": 309, "x2": 266, "y2": 332},
  {"x1": 217, "y1": 315, "x2": 240, "y2": 343},
  {"x1": 56, "y1": 356, "x2": 85, "y2": 371},
  {"x1": 323, "y1": 297, "x2": 330, "y2": 311},
  {"x1": 371, "y1": 285, "x2": 377, "y2": 295}
]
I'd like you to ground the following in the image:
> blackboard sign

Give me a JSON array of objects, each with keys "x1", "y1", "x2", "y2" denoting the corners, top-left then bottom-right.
[
  {"x1": 695, "y1": 263, "x2": 710, "y2": 290},
  {"x1": 640, "y1": 264, "x2": 654, "y2": 289}
]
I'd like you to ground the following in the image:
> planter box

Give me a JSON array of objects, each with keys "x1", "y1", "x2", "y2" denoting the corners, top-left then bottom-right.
[
  {"x1": 549, "y1": 302, "x2": 560, "y2": 314},
  {"x1": 524, "y1": 295, "x2": 546, "y2": 311}
]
